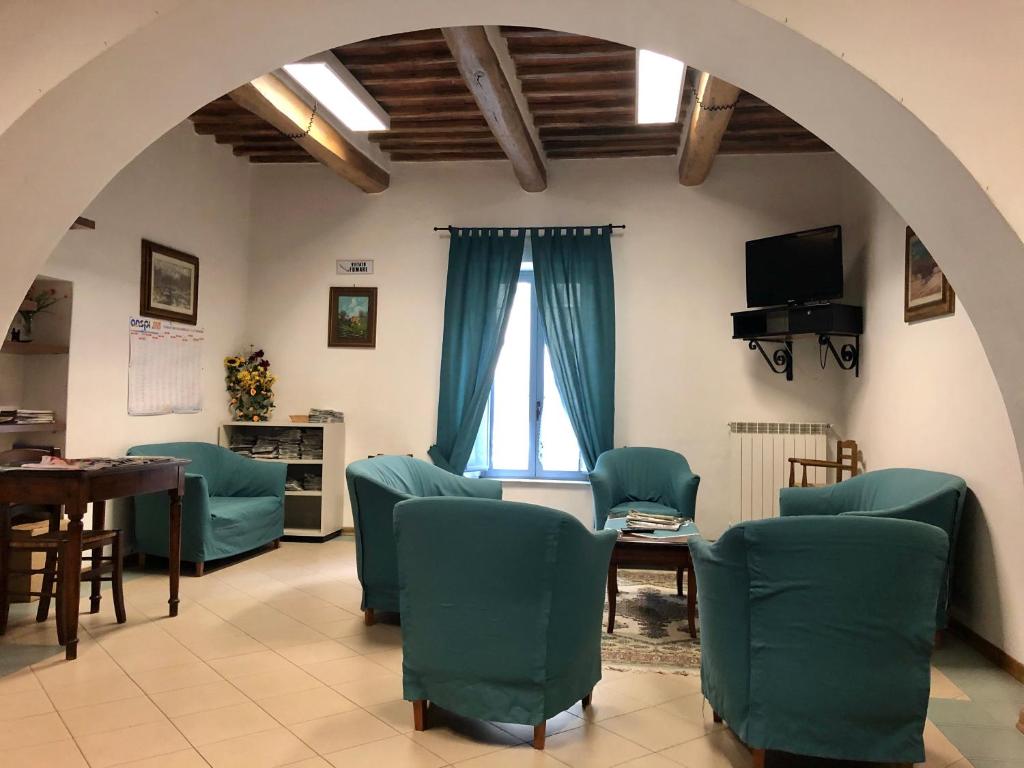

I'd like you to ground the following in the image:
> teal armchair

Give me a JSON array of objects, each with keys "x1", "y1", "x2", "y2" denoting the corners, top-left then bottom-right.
[
  {"x1": 345, "y1": 455, "x2": 501, "y2": 623},
  {"x1": 691, "y1": 515, "x2": 948, "y2": 765},
  {"x1": 127, "y1": 442, "x2": 285, "y2": 575},
  {"x1": 780, "y1": 467, "x2": 966, "y2": 629},
  {"x1": 395, "y1": 497, "x2": 617, "y2": 749},
  {"x1": 589, "y1": 447, "x2": 700, "y2": 529}
]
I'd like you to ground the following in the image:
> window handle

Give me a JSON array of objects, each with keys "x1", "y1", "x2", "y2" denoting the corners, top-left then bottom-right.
[{"x1": 535, "y1": 400, "x2": 543, "y2": 422}]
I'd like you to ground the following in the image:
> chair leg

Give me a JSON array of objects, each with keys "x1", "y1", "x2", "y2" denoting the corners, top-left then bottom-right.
[
  {"x1": 137, "y1": 552, "x2": 146, "y2": 569},
  {"x1": 713, "y1": 710, "x2": 722, "y2": 723},
  {"x1": 273, "y1": 538, "x2": 281, "y2": 549},
  {"x1": 412, "y1": 700, "x2": 427, "y2": 731},
  {"x1": 751, "y1": 748, "x2": 765, "y2": 768},
  {"x1": 112, "y1": 534, "x2": 127, "y2": 624},
  {"x1": 0, "y1": 509, "x2": 9, "y2": 635},
  {"x1": 54, "y1": 557, "x2": 66, "y2": 646},
  {"x1": 194, "y1": 561, "x2": 204, "y2": 577},
  {"x1": 676, "y1": 566, "x2": 684, "y2": 597},
  {"x1": 36, "y1": 550, "x2": 57, "y2": 623},
  {"x1": 364, "y1": 608, "x2": 375, "y2": 626},
  {"x1": 582, "y1": 691, "x2": 593, "y2": 709},
  {"x1": 533, "y1": 723, "x2": 546, "y2": 750}
]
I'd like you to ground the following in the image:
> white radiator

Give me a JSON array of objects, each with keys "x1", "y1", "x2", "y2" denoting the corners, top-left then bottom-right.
[{"x1": 728, "y1": 422, "x2": 832, "y2": 524}]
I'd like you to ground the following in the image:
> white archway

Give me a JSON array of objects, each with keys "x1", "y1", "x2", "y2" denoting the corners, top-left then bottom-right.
[{"x1": 2, "y1": 0, "x2": 1023, "y2": 457}]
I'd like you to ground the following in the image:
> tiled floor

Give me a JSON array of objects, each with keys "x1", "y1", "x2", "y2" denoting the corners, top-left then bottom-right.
[{"x1": 1, "y1": 537, "x2": 1022, "y2": 768}]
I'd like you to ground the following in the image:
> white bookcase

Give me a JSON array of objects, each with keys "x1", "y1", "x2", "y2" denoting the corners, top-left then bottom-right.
[{"x1": 218, "y1": 421, "x2": 345, "y2": 540}]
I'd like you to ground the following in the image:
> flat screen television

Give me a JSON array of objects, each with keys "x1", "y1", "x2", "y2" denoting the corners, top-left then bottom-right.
[{"x1": 745, "y1": 225, "x2": 843, "y2": 308}]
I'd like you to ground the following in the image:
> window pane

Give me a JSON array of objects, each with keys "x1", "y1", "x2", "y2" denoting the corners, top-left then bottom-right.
[
  {"x1": 490, "y1": 281, "x2": 533, "y2": 471},
  {"x1": 466, "y1": 397, "x2": 489, "y2": 472},
  {"x1": 539, "y1": 346, "x2": 585, "y2": 473}
]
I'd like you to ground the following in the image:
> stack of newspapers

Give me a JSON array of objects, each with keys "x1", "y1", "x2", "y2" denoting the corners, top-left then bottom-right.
[{"x1": 625, "y1": 511, "x2": 683, "y2": 531}]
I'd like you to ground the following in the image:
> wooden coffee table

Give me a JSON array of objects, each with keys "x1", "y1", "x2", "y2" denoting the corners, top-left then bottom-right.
[{"x1": 605, "y1": 518, "x2": 699, "y2": 639}]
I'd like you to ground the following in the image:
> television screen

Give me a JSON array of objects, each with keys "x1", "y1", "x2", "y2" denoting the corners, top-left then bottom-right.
[{"x1": 745, "y1": 225, "x2": 843, "y2": 308}]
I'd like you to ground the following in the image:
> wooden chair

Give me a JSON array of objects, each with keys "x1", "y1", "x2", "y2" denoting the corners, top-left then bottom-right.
[
  {"x1": 787, "y1": 439, "x2": 859, "y2": 487},
  {"x1": 0, "y1": 448, "x2": 126, "y2": 640}
]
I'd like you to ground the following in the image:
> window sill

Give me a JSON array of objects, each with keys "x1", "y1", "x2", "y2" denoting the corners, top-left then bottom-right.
[{"x1": 497, "y1": 477, "x2": 590, "y2": 488}]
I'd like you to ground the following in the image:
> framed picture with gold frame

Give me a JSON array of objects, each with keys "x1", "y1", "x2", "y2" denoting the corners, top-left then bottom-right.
[
  {"x1": 140, "y1": 239, "x2": 199, "y2": 325},
  {"x1": 905, "y1": 227, "x2": 954, "y2": 322},
  {"x1": 328, "y1": 286, "x2": 377, "y2": 348}
]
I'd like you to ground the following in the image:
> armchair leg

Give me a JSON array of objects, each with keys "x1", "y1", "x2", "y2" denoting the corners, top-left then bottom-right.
[
  {"x1": 934, "y1": 629, "x2": 945, "y2": 649},
  {"x1": 751, "y1": 748, "x2": 765, "y2": 768},
  {"x1": 273, "y1": 538, "x2": 281, "y2": 549},
  {"x1": 582, "y1": 691, "x2": 592, "y2": 709},
  {"x1": 412, "y1": 700, "x2": 427, "y2": 731},
  {"x1": 533, "y1": 723, "x2": 546, "y2": 750},
  {"x1": 194, "y1": 561, "x2": 204, "y2": 577},
  {"x1": 137, "y1": 552, "x2": 146, "y2": 569},
  {"x1": 364, "y1": 608, "x2": 375, "y2": 626},
  {"x1": 712, "y1": 710, "x2": 722, "y2": 723}
]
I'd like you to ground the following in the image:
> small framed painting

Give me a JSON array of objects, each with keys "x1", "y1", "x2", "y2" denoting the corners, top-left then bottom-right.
[
  {"x1": 328, "y1": 286, "x2": 377, "y2": 348},
  {"x1": 905, "y1": 227, "x2": 955, "y2": 322},
  {"x1": 140, "y1": 239, "x2": 199, "y2": 325}
]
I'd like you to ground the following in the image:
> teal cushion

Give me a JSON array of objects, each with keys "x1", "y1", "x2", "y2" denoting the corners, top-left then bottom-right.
[
  {"x1": 209, "y1": 496, "x2": 281, "y2": 526},
  {"x1": 609, "y1": 501, "x2": 679, "y2": 518}
]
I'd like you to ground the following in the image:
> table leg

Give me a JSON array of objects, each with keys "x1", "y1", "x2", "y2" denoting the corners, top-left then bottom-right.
[
  {"x1": 687, "y1": 562, "x2": 697, "y2": 639},
  {"x1": 167, "y1": 484, "x2": 182, "y2": 617},
  {"x1": 63, "y1": 502, "x2": 85, "y2": 660},
  {"x1": 606, "y1": 562, "x2": 617, "y2": 634},
  {"x1": 89, "y1": 500, "x2": 105, "y2": 614}
]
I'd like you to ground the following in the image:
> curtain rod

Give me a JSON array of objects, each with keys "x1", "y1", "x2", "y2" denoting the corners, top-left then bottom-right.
[{"x1": 433, "y1": 224, "x2": 625, "y2": 232}]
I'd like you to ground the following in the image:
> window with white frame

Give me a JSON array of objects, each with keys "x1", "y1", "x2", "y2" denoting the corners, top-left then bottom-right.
[{"x1": 466, "y1": 257, "x2": 586, "y2": 480}]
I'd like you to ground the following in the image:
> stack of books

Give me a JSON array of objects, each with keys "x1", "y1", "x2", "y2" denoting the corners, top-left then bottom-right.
[
  {"x1": 15, "y1": 409, "x2": 55, "y2": 425},
  {"x1": 251, "y1": 437, "x2": 278, "y2": 459},
  {"x1": 228, "y1": 433, "x2": 256, "y2": 456},
  {"x1": 308, "y1": 408, "x2": 344, "y2": 423},
  {"x1": 301, "y1": 431, "x2": 323, "y2": 460}
]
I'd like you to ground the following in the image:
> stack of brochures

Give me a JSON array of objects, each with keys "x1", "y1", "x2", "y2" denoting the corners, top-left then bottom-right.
[{"x1": 625, "y1": 511, "x2": 684, "y2": 531}]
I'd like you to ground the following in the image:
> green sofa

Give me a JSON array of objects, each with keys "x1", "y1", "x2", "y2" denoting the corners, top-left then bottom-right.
[
  {"x1": 691, "y1": 515, "x2": 948, "y2": 764},
  {"x1": 128, "y1": 442, "x2": 285, "y2": 574},
  {"x1": 780, "y1": 467, "x2": 966, "y2": 629},
  {"x1": 589, "y1": 447, "x2": 700, "y2": 529},
  {"x1": 395, "y1": 497, "x2": 617, "y2": 748},
  {"x1": 345, "y1": 455, "x2": 501, "y2": 622}
]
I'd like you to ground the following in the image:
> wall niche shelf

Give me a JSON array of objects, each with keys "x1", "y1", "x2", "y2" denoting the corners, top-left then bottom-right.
[
  {"x1": 1, "y1": 342, "x2": 69, "y2": 356},
  {"x1": 0, "y1": 422, "x2": 65, "y2": 435},
  {"x1": 732, "y1": 303, "x2": 863, "y2": 381}
]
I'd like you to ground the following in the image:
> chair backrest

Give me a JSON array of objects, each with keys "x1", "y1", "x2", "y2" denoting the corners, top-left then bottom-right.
[
  {"x1": 699, "y1": 515, "x2": 948, "y2": 759},
  {"x1": 837, "y1": 439, "x2": 859, "y2": 479},
  {"x1": 592, "y1": 446, "x2": 692, "y2": 500},
  {"x1": 0, "y1": 447, "x2": 59, "y2": 466},
  {"x1": 127, "y1": 442, "x2": 227, "y2": 495},
  {"x1": 346, "y1": 455, "x2": 501, "y2": 499}
]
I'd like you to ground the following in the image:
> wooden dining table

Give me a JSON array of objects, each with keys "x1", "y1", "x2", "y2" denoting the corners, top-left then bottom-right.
[{"x1": 0, "y1": 457, "x2": 189, "y2": 660}]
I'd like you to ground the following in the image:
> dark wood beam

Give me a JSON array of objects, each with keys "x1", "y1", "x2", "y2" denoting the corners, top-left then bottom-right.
[
  {"x1": 391, "y1": 150, "x2": 507, "y2": 162},
  {"x1": 70, "y1": 216, "x2": 96, "y2": 230},
  {"x1": 228, "y1": 74, "x2": 389, "y2": 193},
  {"x1": 678, "y1": 72, "x2": 741, "y2": 186},
  {"x1": 442, "y1": 26, "x2": 546, "y2": 191}
]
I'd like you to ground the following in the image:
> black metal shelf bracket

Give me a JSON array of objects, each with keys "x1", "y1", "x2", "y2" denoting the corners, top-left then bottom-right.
[
  {"x1": 748, "y1": 339, "x2": 793, "y2": 381},
  {"x1": 818, "y1": 334, "x2": 860, "y2": 377}
]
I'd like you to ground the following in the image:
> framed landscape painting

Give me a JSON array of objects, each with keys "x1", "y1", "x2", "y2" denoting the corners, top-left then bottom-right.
[
  {"x1": 328, "y1": 286, "x2": 377, "y2": 348},
  {"x1": 905, "y1": 227, "x2": 955, "y2": 322},
  {"x1": 140, "y1": 239, "x2": 199, "y2": 325}
]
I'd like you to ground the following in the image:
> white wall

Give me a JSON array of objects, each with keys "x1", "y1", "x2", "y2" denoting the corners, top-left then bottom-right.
[
  {"x1": 42, "y1": 122, "x2": 252, "y2": 461},
  {"x1": 840, "y1": 166, "x2": 1024, "y2": 661},
  {"x1": 246, "y1": 153, "x2": 851, "y2": 534}
]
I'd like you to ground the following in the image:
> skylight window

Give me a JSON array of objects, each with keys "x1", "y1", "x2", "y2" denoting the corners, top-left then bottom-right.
[
  {"x1": 636, "y1": 49, "x2": 686, "y2": 125},
  {"x1": 283, "y1": 61, "x2": 387, "y2": 132}
]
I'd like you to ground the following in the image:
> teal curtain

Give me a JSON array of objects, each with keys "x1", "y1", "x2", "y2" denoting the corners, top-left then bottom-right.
[
  {"x1": 531, "y1": 227, "x2": 615, "y2": 471},
  {"x1": 429, "y1": 228, "x2": 524, "y2": 474}
]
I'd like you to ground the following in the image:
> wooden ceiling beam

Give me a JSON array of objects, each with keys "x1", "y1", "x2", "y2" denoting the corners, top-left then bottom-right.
[
  {"x1": 371, "y1": 133, "x2": 500, "y2": 146},
  {"x1": 229, "y1": 74, "x2": 389, "y2": 193},
  {"x1": 391, "y1": 150, "x2": 508, "y2": 162},
  {"x1": 248, "y1": 155, "x2": 319, "y2": 164},
  {"x1": 678, "y1": 72, "x2": 741, "y2": 186},
  {"x1": 548, "y1": 148, "x2": 676, "y2": 159},
  {"x1": 442, "y1": 26, "x2": 547, "y2": 191},
  {"x1": 213, "y1": 134, "x2": 293, "y2": 145},
  {"x1": 378, "y1": 118, "x2": 491, "y2": 134}
]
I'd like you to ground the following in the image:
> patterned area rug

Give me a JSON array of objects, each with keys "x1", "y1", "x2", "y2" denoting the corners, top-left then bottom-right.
[{"x1": 601, "y1": 569, "x2": 701, "y2": 670}]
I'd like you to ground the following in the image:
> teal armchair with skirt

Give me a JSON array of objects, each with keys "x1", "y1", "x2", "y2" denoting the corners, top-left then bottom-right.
[
  {"x1": 127, "y1": 442, "x2": 285, "y2": 575},
  {"x1": 395, "y1": 497, "x2": 617, "y2": 749},
  {"x1": 691, "y1": 515, "x2": 949, "y2": 765},
  {"x1": 589, "y1": 447, "x2": 700, "y2": 530},
  {"x1": 345, "y1": 455, "x2": 501, "y2": 624},
  {"x1": 779, "y1": 467, "x2": 966, "y2": 631}
]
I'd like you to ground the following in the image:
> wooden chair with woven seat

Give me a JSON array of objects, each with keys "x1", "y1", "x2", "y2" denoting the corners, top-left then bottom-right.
[
  {"x1": 787, "y1": 439, "x2": 859, "y2": 488},
  {"x1": 0, "y1": 448, "x2": 127, "y2": 641}
]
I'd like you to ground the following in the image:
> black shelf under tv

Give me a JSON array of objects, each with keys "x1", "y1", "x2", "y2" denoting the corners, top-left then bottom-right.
[{"x1": 732, "y1": 303, "x2": 863, "y2": 381}]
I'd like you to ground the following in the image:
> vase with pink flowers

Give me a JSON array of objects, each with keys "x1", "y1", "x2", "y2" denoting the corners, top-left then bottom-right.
[{"x1": 11, "y1": 286, "x2": 68, "y2": 343}]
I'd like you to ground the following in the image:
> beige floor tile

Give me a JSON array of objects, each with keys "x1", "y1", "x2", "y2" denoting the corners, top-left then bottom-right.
[
  {"x1": 150, "y1": 680, "x2": 249, "y2": 718},
  {"x1": 407, "y1": 711, "x2": 523, "y2": 763},
  {"x1": 2, "y1": 738, "x2": 88, "y2": 767},
  {"x1": 46, "y1": 672, "x2": 144, "y2": 711},
  {"x1": 279, "y1": 759, "x2": 332, "y2": 768},
  {"x1": 33, "y1": 647, "x2": 123, "y2": 688},
  {"x1": 930, "y1": 667, "x2": 970, "y2": 701},
  {"x1": 337, "y1": 624, "x2": 403, "y2": 654},
  {"x1": 258, "y1": 685, "x2": 357, "y2": 724},
  {"x1": 289, "y1": 708, "x2": 398, "y2": 753},
  {"x1": 114, "y1": 644, "x2": 203, "y2": 675},
  {"x1": 61, "y1": 695, "x2": 167, "y2": 737},
  {"x1": 659, "y1": 729, "x2": 753, "y2": 768},
  {"x1": 316, "y1": 615, "x2": 369, "y2": 639},
  {"x1": 210, "y1": 650, "x2": 297, "y2": 679},
  {"x1": 365, "y1": 698, "x2": 418, "y2": 733},
  {"x1": 599, "y1": 706, "x2": 709, "y2": 751},
  {"x1": 323, "y1": 733, "x2": 448, "y2": 768},
  {"x1": 76, "y1": 720, "x2": 191, "y2": 768},
  {"x1": 614, "y1": 755, "x2": 684, "y2": 768},
  {"x1": 275, "y1": 639, "x2": 359, "y2": 666},
  {"x1": 493, "y1": 709, "x2": 584, "y2": 741},
  {"x1": 230, "y1": 666, "x2": 322, "y2": 699},
  {"x1": 179, "y1": 631, "x2": 268, "y2": 661},
  {"x1": 113, "y1": 748, "x2": 210, "y2": 767},
  {"x1": 0, "y1": 686, "x2": 54, "y2": 721},
  {"x1": 331, "y1": 670, "x2": 404, "y2": 707},
  {"x1": 302, "y1": 655, "x2": 395, "y2": 685},
  {"x1": 543, "y1": 721, "x2": 650, "y2": 768},
  {"x1": 654, "y1": 692, "x2": 724, "y2": 735},
  {"x1": 453, "y1": 745, "x2": 572, "y2": 767},
  {"x1": 598, "y1": 673, "x2": 701, "y2": 707},
  {"x1": 0, "y1": 667, "x2": 43, "y2": 695},
  {"x1": 131, "y1": 661, "x2": 223, "y2": 694},
  {"x1": 0, "y1": 711, "x2": 70, "y2": 750},
  {"x1": 172, "y1": 700, "x2": 279, "y2": 746},
  {"x1": 577, "y1": 687, "x2": 649, "y2": 722},
  {"x1": 919, "y1": 718, "x2": 966, "y2": 768},
  {"x1": 198, "y1": 726, "x2": 316, "y2": 768},
  {"x1": 363, "y1": 647, "x2": 405, "y2": 674}
]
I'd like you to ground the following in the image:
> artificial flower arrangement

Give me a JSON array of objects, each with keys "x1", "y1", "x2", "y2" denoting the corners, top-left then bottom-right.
[
  {"x1": 224, "y1": 349, "x2": 276, "y2": 422},
  {"x1": 13, "y1": 286, "x2": 69, "y2": 342}
]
